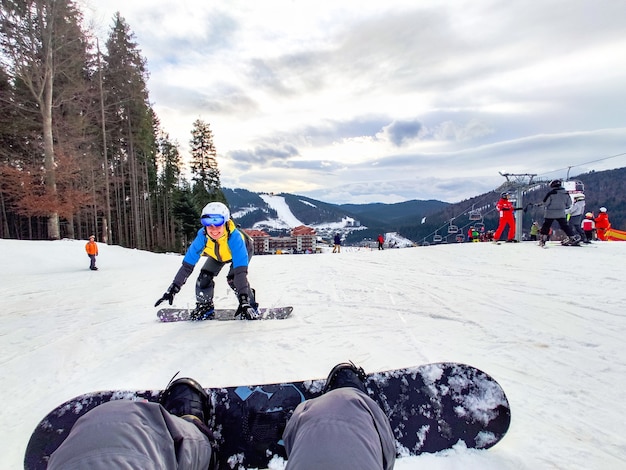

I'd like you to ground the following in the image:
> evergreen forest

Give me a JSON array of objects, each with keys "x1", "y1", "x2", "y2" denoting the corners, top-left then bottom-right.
[{"x1": 0, "y1": 0, "x2": 225, "y2": 252}]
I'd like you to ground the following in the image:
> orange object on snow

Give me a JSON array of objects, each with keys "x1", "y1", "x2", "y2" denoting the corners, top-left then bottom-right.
[
  {"x1": 85, "y1": 238, "x2": 99, "y2": 255},
  {"x1": 606, "y1": 228, "x2": 626, "y2": 241}
]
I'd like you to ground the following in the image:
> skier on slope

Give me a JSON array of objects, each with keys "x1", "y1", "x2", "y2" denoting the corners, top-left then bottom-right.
[
  {"x1": 566, "y1": 194, "x2": 587, "y2": 242},
  {"x1": 85, "y1": 235, "x2": 99, "y2": 271},
  {"x1": 377, "y1": 234, "x2": 385, "y2": 250},
  {"x1": 594, "y1": 207, "x2": 611, "y2": 241},
  {"x1": 155, "y1": 201, "x2": 260, "y2": 320},
  {"x1": 494, "y1": 192, "x2": 520, "y2": 242},
  {"x1": 582, "y1": 212, "x2": 595, "y2": 242},
  {"x1": 537, "y1": 180, "x2": 581, "y2": 247}
]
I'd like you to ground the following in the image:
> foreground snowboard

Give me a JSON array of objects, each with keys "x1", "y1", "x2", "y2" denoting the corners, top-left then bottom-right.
[
  {"x1": 25, "y1": 362, "x2": 510, "y2": 470},
  {"x1": 157, "y1": 306, "x2": 293, "y2": 322}
]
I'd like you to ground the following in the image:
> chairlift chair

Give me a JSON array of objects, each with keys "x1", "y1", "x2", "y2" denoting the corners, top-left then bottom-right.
[
  {"x1": 448, "y1": 224, "x2": 458, "y2": 234},
  {"x1": 433, "y1": 233, "x2": 443, "y2": 243},
  {"x1": 456, "y1": 234, "x2": 465, "y2": 243},
  {"x1": 469, "y1": 210, "x2": 482, "y2": 221}
]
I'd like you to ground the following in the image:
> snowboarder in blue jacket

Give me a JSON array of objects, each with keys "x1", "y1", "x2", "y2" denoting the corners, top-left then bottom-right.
[{"x1": 155, "y1": 202, "x2": 259, "y2": 320}]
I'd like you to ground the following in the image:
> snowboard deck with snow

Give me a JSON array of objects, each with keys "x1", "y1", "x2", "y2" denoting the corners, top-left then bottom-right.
[
  {"x1": 24, "y1": 362, "x2": 510, "y2": 470},
  {"x1": 157, "y1": 306, "x2": 293, "y2": 322}
]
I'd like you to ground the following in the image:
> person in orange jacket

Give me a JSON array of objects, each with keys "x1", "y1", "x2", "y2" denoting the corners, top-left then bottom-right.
[
  {"x1": 594, "y1": 207, "x2": 611, "y2": 240},
  {"x1": 85, "y1": 235, "x2": 98, "y2": 270},
  {"x1": 494, "y1": 193, "x2": 519, "y2": 242}
]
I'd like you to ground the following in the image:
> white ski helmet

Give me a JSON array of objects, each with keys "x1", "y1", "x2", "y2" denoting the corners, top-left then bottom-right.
[
  {"x1": 599, "y1": 207, "x2": 607, "y2": 213},
  {"x1": 201, "y1": 202, "x2": 230, "y2": 227}
]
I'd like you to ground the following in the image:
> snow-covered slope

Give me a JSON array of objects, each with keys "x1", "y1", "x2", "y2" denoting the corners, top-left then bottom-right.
[
  {"x1": 254, "y1": 194, "x2": 364, "y2": 239},
  {"x1": 257, "y1": 194, "x2": 304, "y2": 229},
  {"x1": 2, "y1": 238, "x2": 626, "y2": 469}
]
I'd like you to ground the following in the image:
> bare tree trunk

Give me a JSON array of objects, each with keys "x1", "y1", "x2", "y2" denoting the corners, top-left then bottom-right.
[
  {"x1": 42, "y1": 68, "x2": 60, "y2": 239},
  {"x1": 97, "y1": 40, "x2": 113, "y2": 244}
]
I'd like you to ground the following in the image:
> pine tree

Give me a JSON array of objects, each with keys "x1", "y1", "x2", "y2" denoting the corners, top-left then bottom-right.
[
  {"x1": 155, "y1": 131, "x2": 183, "y2": 251},
  {"x1": 189, "y1": 119, "x2": 225, "y2": 210},
  {"x1": 102, "y1": 13, "x2": 157, "y2": 249}
]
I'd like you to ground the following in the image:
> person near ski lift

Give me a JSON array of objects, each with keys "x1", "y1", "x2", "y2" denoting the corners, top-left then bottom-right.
[
  {"x1": 594, "y1": 207, "x2": 611, "y2": 241},
  {"x1": 566, "y1": 194, "x2": 587, "y2": 242},
  {"x1": 529, "y1": 221, "x2": 540, "y2": 241},
  {"x1": 581, "y1": 212, "x2": 595, "y2": 242},
  {"x1": 537, "y1": 180, "x2": 581, "y2": 246},
  {"x1": 155, "y1": 202, "x2": 259, "y2": 320},
  {"x1": 377, "y1": 234, "x2": 385, "y2": 250},
  {"x1": 494, "y1": 193, "x2": 519, "y2": 242}
]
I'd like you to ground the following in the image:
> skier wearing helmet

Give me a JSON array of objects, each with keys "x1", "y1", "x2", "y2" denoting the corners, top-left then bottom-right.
[
  {"x1": 582, "y1": 212, "x2": 595, "y2": 242},
  {"x1": 566, "y1": 193, "x2": 587, "y2": 242},
  {"x1": 537, "y1": 180, "x2": 581, "y2": 246},
  {"x1": 155, "y1": 201, "x2": 259, "y2": 320},
  {"x1": 494, "y1": 192, "x2": 519, "y2": 242},
  {"x1": 594, "y1": 207, "x2": 611, "y2": 241}
]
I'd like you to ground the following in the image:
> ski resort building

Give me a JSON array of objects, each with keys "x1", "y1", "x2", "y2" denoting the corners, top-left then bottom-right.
[{"x1": 243, "y1": 225, "x2": 317, "y2": 254}]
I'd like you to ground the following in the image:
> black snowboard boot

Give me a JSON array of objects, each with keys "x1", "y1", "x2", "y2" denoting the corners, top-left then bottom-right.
[
  {"x1": 159, "y1": 377, "x2": 211, "y2": 424},
  {"x1": 159, "y1": 377, "x2": 219, "y2": 470},
  {"x1": 189, "y1": 301, "x2": 215, "y2": 321},
  {"x1": 323, "y1": 362, "x2": 367, "y2": 394}
]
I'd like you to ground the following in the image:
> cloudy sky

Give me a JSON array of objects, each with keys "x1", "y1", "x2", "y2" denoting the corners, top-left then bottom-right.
[{"x1": 81, "y1": 0, "x2": 626, "y2": 204}]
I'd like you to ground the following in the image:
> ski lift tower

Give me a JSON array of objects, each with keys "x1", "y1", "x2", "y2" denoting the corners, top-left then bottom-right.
[{"x1": 498, "y1": 172, "x2": 538, "y2": 241}]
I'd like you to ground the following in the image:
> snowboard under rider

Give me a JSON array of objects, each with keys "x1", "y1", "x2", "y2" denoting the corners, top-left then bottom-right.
[
  {"x1": 155, "y1": 201, "x2": 259, "y2": 320},
  {"x1": 537, "y1": 180, "x2": 581, "y2": 246},
  {"x1": 47, "y1": 363, "x2": 396, "y2": 470}
]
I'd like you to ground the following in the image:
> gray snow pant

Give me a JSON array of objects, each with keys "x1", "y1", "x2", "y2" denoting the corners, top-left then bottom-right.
[
  {"x1": 569, "y1": 214, "x2": 586, "y2": 240},
  {"x1": 195, "y1": 244, "x2": 255, "y2": 304},
  {"x1": 283, "y1": 387, "x2": 396, "y2": 470},
  {"x1": 48, "y1": 400, "x2": 212, "y2": 470}
]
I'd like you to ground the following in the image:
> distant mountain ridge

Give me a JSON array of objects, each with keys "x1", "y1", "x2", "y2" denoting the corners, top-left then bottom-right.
[
  {"x1": 223, "y1": 166, "x2": 626, "y2": 243},
  {"x1": 223, "y1": 188, "x2": 449, "y2": 241}
]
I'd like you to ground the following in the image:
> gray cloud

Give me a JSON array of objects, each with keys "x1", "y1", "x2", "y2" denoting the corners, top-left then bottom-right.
[
  {"x1": 228, "y1": 143, "x2": 299, "y2": 165},
  {"x1": 383, "y1": 120, "x2": 424, "y2": 146},
  {"x1": 92, "y1": 0, "x2": 626, "y2": 204}
]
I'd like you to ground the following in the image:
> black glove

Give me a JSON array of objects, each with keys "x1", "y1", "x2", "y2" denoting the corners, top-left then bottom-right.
[
  {"x1": 155, "y1": 283, "x2": 180, "y2": 307},
  {"x1": 235, "y1": 294, "x2": 260, "y2": 320}
]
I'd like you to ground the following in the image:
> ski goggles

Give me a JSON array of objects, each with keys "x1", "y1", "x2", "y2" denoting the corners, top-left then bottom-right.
[{"x1": 201, "y1": 214, "x2": 226, "y2": 227}]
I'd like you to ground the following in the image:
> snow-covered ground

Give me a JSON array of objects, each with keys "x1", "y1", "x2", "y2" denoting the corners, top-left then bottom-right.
[{"x1": 2, "y1": 238, "x2": 626, "y2": 469}]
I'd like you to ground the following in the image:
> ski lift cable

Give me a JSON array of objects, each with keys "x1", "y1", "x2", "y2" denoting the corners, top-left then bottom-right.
[{"x1": 537, "y1": 151, "x2": 626, "y2": 178}]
